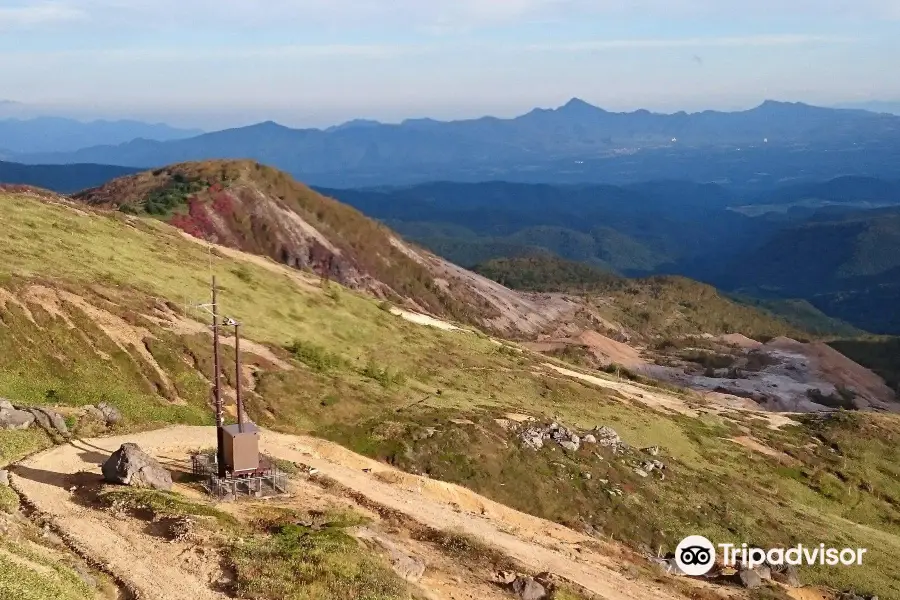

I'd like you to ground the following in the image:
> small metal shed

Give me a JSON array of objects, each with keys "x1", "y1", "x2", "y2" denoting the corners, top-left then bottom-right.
[{"x1": 222, "y1": 422, "x2": 260, "y2": 475}]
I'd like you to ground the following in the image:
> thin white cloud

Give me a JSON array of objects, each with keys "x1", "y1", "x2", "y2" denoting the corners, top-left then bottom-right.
[
  {"x1": 13, "y1": 0, "x2": 900, "y2": 30},
  {"x1": 528, "y1": 34, "x2": 857, "y2": 52},
  {"x1": 0, "y1": 2, "x2": 84, "y2": 27}
]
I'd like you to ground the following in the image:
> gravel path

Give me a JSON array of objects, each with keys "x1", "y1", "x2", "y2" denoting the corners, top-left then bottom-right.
[{"x1": 14, "y1": 427, "x2": 688, "y2": 600}]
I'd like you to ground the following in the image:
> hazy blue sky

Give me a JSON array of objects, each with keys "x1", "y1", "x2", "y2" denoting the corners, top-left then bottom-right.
[{"x1": 1, "y1": 0, "x2": 898, "y2": 128}]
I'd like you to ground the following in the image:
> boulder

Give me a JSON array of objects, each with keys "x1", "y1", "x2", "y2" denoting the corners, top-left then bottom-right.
[
  {"x1": 509, "y1": 576, "x2": 550, "y2": 600},
  {"x1": 0, "y1": 399, "x2": 14, "y2": 410},
  {"x1": 583, "y1": 434, "x2": 597, "y2": 444},
  {"x1": 0, "y1": 408, "x2": 35, "y2": 430},
  {"x1": 0, "y1": 470, "x2": 8, "y2": 487},
  {"x1": 737, "y1": 568, "x2": 763, "y2": 589},
  {"x1": 97, "y1": 402, "x2": 123, "y2": 426},
  {"x1": 770, "y1": 564, "x2": 801, "y2": 588},
  {"x1": 28, "y1": 409, "x2": 51, "y2": 431},
  {"x1": 28, "y1": 408, "x2": 68, "y2": 436},
  {"x1": 42, "y1": 409, "x2": 69, "y2": 436},
  {"x1": 102, "y1": 443, "x2": 172, "y2": 491}
]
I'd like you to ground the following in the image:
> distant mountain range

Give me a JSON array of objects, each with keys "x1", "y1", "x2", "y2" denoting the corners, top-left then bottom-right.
[
  {"x1": 12, "y1": 100, "x2": 900, "y2": 188},
  {"x1": 0, "y1": 117, "x2": 202, "y2": 154},
  {"x1": 0, "y1": 161, "x2": 140, "y2": 193}
]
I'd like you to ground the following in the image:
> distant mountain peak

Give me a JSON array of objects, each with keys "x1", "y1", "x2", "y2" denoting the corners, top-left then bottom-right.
[
  {"x1": 327, "y1": 118, "x2": 382, "y2": 132},
  {"x1": 558, "y1": 97, "x2": 604, "y2": 113}
]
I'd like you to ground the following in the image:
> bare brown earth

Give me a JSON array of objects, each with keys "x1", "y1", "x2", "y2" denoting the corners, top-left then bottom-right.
[
  {"x1": 13, "y1": 427, "x2": 692, "y2": 600},
  {"x1": 524, "y1": 329, "x2": 645, "y2": 369},
  {"x1": 765, "y1": 337, "x2": 896, "y2": 409}
]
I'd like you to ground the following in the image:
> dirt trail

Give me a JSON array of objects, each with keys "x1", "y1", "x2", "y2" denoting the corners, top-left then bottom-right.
[{"x1": 14, "y1": 427, "x2": 686, "y2": 600}]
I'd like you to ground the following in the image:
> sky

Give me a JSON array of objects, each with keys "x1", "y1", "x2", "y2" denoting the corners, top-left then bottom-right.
[{"x1": 0, "y1": 0, "x2": 899, "y2": 129}]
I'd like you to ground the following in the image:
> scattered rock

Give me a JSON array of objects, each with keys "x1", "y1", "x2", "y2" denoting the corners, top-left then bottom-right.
[
  {"x1": 583, "y1": 434, "x2": 597, "y2": 444},
  {"x1": 649, "y1": 557, "x2": 686, "y2": 576},
  {"x1": 560, "y1": 440, "x2": 580, "y2": 452},
  {"x1": 509, "y1": 576, "x2": 550, "y2": 600},
  {"x1": 392, "y1": 554, "x2": 426, "y2": 583},
  {"x1": 593, "y1": 426, "x2": 627, "y2": 452},
  {"x1": 643, "y1": 446, "x2": 661, "y2": 456},
  {"x1": 102, "y1": 443, "x2": 173, "y2": 491},
  {"x1": 642, "y1": 460, "x2": 666, "y2": 473},
  {"x1": 0, "y1": 407, "x2": 36, "y2": 430},
  {"x1": 770, "y1": 564, "x2": 802, "y2": 588},
  {"x1": 0, "y1": 470, "x2": 8, "y2": 487},
  {"x1": 633, "y1": 468, "x2": 649, "y2": 478},
  {"x1": 837, "y1": 593, "x2": 879, "y2": 600},
  {"x1": 736, "y1": 568, "x2": 763, "y2": 589},
  {"x1": 82, "y1": 405, "x2": 107, "y2": 422},
  {"x1": 42, "y1": 408, "x2": 69, "y2": 436},
  {"x1": 28, "y1": 409, "x2": 51, "y2": 432},
  {"x1": 520, "y1": 428, "x2": 545, "y2": 451},
  {"x1": 97, "y1": 402, "x2": 123, "y2": 425}
]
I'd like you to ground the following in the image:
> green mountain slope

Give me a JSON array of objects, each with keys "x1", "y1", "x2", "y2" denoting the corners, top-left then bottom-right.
[
  {"x1": 473, "y1": 256, "x2": 812, "y2": 341},
  {"x1": 728, "y1": 207, "x2": 900, "y2": 333},
  {"x1": 2, "y1": 183, "x2": 900, "y2": 598}
]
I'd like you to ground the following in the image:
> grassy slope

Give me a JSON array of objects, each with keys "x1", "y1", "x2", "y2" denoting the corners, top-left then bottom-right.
[
  {"x1": 2, "y1": 192, "x2": 900, "y2": 598},
  {"x1": 73, "y1": 161, "x2": 486, "y2": 324},
  {"x1": 474, "y1": 256, "x2": 813, "y2": 341}
]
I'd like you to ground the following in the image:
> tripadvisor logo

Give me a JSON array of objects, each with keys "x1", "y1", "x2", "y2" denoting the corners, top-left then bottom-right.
[{"x1": 675, "y1": 535, "x2": 868, "y2": 576}]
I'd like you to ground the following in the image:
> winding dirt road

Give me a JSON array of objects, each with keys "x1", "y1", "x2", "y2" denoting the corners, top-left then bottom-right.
[{"x1": 12, "y1": 426, "x2": 688, "y2": 600}]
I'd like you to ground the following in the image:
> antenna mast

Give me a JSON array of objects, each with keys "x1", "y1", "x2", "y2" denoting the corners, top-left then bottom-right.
[
  {"x1": 211, "y1": 277, "x2": 226, "y2": 477},
  {"x1": 234, "y1": 320, "x2": 245, "y2": 433}
]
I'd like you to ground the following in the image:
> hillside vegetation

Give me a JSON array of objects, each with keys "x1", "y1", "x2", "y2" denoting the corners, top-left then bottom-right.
[
  {"x1": 729, "y1": 206, "x2": 900, "y2": 334},
  {"x1": 74, "y1": 160, "x2": 493, "y2": 325},
  {"x1": 2, "y1": 184, "x2": 900, "y2": 598},
  {"x1": 474, "y1": 256, "x2": 812, "y2": 341}
]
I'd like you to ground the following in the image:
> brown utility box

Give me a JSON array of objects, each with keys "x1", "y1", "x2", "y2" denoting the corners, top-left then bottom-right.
[{"x1": 222, "y1": 423, "x2": 260, "y2": 474}]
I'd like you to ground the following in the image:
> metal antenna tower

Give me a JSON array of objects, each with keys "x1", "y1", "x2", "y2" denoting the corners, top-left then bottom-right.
[{"x1": 190, "y1": 277, "x2": 226, "y2": 478}]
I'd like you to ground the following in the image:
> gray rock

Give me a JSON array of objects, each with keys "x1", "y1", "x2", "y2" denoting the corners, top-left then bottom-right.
[
  {"x1": 520, "y1": 428, "x2": 545, "y2": 451},
  {"x1": 737, "y1": 568, "x2": 763, "y2": 589},
  {"x1": 583, "y1": 434, "x2": 597, "y2": 444},
  {"x1": 633, "y1": 468, "x2": 649, "y2": 478},
  {"x1": 649, "y1": 557, "x2": 686, "y2": 576},
  {"x1": 0, "y1": 470, "x2": 8, "y2": 487},
  {"x1": 509, "y1": 576, "x2": 549, "y2": 600},
  {"x1": 593, "y1": 426, "x2": 625, "y2": 451},
  {"x1": 42, "y1": 409, "x2": 69, "y2": 436},
  {"x1": 771, "y1": 564, "x2": 801, "y2": 587},
  {"x1": 0, "y1": 399, "x2": 14, "y2": 410},
  {"x1": 392, "y1": 554, "x2": 426, "y2": 583},
  {"x1": 98, "y1": 402, "x2": 123, "y2": 425},
  {"x1": 28, "y1": 409, "x2": 51, "y2": 432},
  {"x1": 102, "y1": 443, "x2": 173, "y2": 491},
  {"x1": 82, "y1": 405, "x2": 107, "y2": 423},
  {"x1": 28, "y1": 408, "x2": 68, "y2": 436},
  {"x1": 0, "y1": 408, "x2": 35, "y2": 430},
  {"x1": 643, "y1": 446, "x2": 661, "y2": 456},
  {"x1": 560, "y1": 440, "x2": 579, "y2": 452}
]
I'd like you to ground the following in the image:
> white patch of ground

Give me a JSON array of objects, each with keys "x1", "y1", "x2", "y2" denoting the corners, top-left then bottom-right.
[{"x1": 389, "y1": 307, "x2": 461, "y2": 332}]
